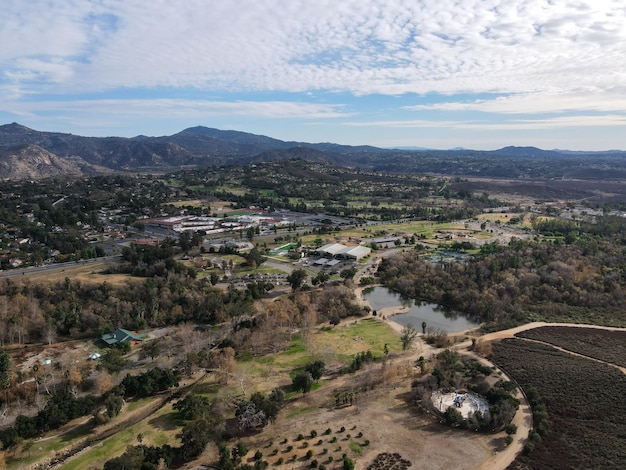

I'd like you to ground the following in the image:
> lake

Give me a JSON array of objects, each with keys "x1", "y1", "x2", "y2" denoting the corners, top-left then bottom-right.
[{"x1": 363, "y1": 286, "x2": 479, "y2": 333}]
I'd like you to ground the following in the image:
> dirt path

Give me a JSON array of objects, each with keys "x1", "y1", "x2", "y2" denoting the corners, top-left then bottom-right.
[{"x1": 357, "y1": 285, "x2": 626, "y2": 470}]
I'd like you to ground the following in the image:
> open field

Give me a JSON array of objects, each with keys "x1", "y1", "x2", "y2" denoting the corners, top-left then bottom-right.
[
  {"x1": 490, "y1": 337, "x2": 626, "y2": 470},
  {"x1": 10, "y1": 260, "x2": 137, "y2": 286}
]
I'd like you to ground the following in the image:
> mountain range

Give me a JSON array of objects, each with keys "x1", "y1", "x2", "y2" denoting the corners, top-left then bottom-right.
[{"x1": 1, "y1": 122, "x2": 626, "y2": 180}]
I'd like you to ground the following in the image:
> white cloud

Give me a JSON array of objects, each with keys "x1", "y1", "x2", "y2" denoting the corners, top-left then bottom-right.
[
  {"x1": 405, "y1": 89, "x2": 626, "y2": 114},
  {"x1": 344, "y1": 114, "x2": 626, "y2": 130},
  {"x1": 2, "y1": 0, "x2": 626, "y2": 124},
  {"x1": 4, "y1": 98, "x2": 350, "y2": 120}
]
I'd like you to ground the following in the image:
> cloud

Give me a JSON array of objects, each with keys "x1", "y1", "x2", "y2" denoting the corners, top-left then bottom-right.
[
  {"x1": 404, "y1": 89, "x2": 626, "y2": 114},
  {"x1": 4, "y1": 98, "x2": 350, "y2": 120},
  {"x1": 2, "y1": 0, "x2": 625, "y2": 98},
  {"x1": 344, "y1": 114, "x2": 626, "y2": 130}
]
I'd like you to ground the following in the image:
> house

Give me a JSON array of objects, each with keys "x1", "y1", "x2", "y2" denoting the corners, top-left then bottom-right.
[{"x1": 100, "y1": 328, "x2": 144, "y2": 347}]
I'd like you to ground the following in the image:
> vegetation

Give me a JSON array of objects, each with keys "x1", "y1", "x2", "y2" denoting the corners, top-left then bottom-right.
[
  {"x1": 491, "y1": 337, "x2": 626, "y2": 469},
  {"x1": 378, "y1": 232, "x2": 626, "y2": 328},
  {"x1": 516, "y1": 326, "x2": 626, "y2": 368},
  {"x1": 1, "y1": 157, "x2": 626, "y2": 468}
]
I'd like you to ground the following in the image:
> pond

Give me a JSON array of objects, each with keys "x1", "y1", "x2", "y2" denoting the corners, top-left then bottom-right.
[{"x1": 363, "y1": 286, "x2": 479, "y2": 333}]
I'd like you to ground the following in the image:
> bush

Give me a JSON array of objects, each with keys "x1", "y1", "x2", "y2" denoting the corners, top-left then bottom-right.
[
  {"x1": 254, "y1": 450, "x2": 263, "y2": 460},
  {"x1": 310, "y1": 429, "x2": 318, "y2": 438},
  {"x1": 324, "y1": 428, "x2": 332, "y2": 435},
  {"x1": 504, "y1": 435, "x2": 514, "y2": 446},
  {"x1": 311, "y1": 459, "x2": 318, "y2": 468},
  {"x1": 505, "y1": 423, "x2": 518, "y2": 435},
  {"x1": 305, "y1": 449, "x2": 314, "y2": 460}
]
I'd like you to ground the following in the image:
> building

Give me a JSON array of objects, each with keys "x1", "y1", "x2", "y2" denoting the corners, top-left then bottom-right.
[
  {"x1": 100, "y1": 328, "x2": 144, "y2": 347},
  {"x1": 315, "y1": 243, "x2": 372, "y2": 261}
]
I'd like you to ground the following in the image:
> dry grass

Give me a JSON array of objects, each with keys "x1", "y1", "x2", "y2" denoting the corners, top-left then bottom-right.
[{"x1": 22, "y1": 261, "x2": 138, "y2": 286}]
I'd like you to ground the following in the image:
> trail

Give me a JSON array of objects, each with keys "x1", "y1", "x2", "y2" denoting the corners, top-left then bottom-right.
[{"x1": 358, "y1": 283, "x2": 626, "y2": 470}]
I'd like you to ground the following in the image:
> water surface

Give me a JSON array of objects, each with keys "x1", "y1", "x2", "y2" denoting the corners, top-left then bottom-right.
[{"x1": 363, "y1": 286, "x2": 479, "y2": 333}]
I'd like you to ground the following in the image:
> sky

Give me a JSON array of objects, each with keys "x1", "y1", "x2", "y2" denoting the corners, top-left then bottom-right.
[{"x1": 2, "y1": 0, "x2": 626, "y2": 151}]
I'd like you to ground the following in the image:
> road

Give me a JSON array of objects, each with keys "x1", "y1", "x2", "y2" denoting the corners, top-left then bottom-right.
[{"x1": 0, "y1": 255, "x2": 121, "y2": 278}]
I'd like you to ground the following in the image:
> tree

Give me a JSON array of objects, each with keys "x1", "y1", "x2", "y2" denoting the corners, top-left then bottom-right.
[
  {"x1": 340, "y1": 267, "x2": 357, "y2": 280},
  {"x1": 99, "y1": 348, "x2": 128, "y2": 374},
  {"x1": 105, "y1": 394, "x2": 124, "y2": 418},
  {"x1": 421, "y1": 321, "x2": 427, "y2": 334},
  {"x1": 400, "y1": 323, "x2": 418, "y2": 351},
  {"x1": 286, "y1": 268, "x2": 307, "y2": 291},
  {"x1": 305, "y1": 360, "x2": 325, "y2": 381},
  {"x1": 0, "y1": 350, "x2": 11, "y2": 402},
  {"x1": 292, "y1": 371, "x2": 313, "y2": 394},
  {"x1": 139, "y1": 339, "x2": 162, "y2": 361},
  {"x1": 174, "y1": 394, "x2": 213, "y2": 420},
  {"x1": 342, "y1": 454, "x2": 355, "y2": 470},
  {"x1": 178, "y1": 417, "x2": 213, "y2": 460},
  {"x1": 235, "y1": 401, "x2": 266, "y2": 432},
  {"x1": 311, "y1": 271, "x2": 330, "y2": 286}
]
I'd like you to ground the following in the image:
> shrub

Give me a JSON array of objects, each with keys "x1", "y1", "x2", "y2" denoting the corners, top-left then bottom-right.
[
  {"x1": 324, "y1": 428, "x2": 332, "y2": 435},
  {"x1": 305, "y1": 449, "x2": 314, "y2": 460},
  {"x1": 254, "y1": 450, "x2": 263, "y2": 460},
  {"x1": 311, "y1": 459, "x2": 318, "y2": 468},
  {"x1": 504, "y1": 435, "x2": 514, "y2": 446},
  {"x1": 505, "y1": 423, "x2": 518, "y2": 435},
  {"x1": 311, "y1": 429, "x2": 318, "y2": 438}
]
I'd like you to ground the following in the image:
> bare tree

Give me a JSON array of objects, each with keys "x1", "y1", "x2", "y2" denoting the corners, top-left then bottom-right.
[{"x1": 400, "y1": 323, "x2": 418, "y2": 350}]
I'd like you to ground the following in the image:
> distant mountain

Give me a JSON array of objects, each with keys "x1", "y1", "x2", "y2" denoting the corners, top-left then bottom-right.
[
  {"x1": 492, "y1": 146, "x2": 563, "y2": 158},
  {"x1": 2, "y1": 122, "x2": 626, "y2": 180}
]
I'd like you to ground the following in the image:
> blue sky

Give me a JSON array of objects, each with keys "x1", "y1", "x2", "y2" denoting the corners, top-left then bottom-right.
[{"x1": 2, "y1": 0, "x2": 626, "y2": 150}]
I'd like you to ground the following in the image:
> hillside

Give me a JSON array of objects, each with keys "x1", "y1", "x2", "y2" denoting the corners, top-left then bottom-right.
[
  {"x1": 2, "y1": 122, "x2": 626, "y2": 180},
  {"x1": 0, "y1": 144, "x2": 106, "y2": 179}
]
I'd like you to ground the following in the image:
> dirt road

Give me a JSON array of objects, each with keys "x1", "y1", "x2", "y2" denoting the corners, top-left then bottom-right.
[{"x1": 359, "y1": 286, "x2": 626, "y2": 470}]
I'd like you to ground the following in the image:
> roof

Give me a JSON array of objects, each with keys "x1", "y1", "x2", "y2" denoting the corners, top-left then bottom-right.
[
  {"x1": 342, "y1": 245, "x2": 371, "y2": 259},
  {"x1": 317, "y1": 243, "x2": 347, "y2": 256},
  {"x1": 316, "y1": 243, "x2": 371, "y2": 259},
  {"x1": 101, "y1": 328, "x2": 144, "y2": 346}
]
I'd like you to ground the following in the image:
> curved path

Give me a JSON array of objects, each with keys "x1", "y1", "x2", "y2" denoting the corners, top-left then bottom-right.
[{"x1": 360, "y1": 285, "x2": 626, "y2": 470}]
